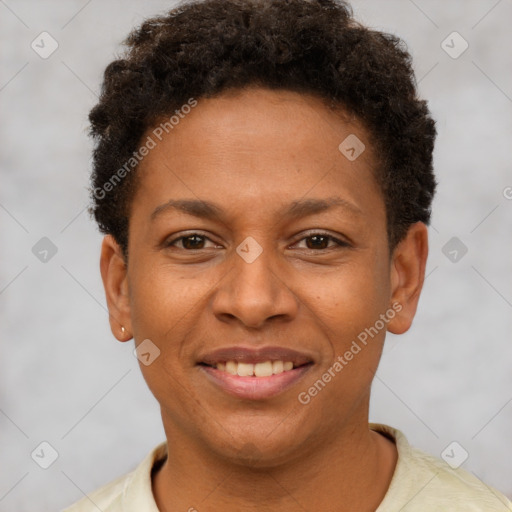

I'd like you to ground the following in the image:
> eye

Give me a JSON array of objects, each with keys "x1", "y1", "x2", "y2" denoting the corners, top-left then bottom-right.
[
  {"x1": 293, "y1": 232, "x2": 350, "y2": 250},
  {"x1": 165, "y1": 233, "x2": 220, "y2": 250}
]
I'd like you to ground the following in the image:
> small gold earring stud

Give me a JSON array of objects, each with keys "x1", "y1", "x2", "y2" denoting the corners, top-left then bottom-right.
[{"x1": 121, "y1": 326, "x2": 126, "y2": 334}]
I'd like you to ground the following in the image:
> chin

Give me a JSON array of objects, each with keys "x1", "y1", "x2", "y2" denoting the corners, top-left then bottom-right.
[{"x1": 200, "y1": 416, "x2": 316, "y2": 469}]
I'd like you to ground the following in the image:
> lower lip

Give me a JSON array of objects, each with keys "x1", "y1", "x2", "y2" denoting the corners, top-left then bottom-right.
[{"x1": 200, "y1": 364, "x2": 312, "y2": 400}]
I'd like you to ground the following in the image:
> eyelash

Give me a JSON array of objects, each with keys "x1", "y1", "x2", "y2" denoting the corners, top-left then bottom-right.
[
  {"x1": 165, "y1": 231, "x2": 350, "y2": 251},
  {"x1": 295, "y1": 233, "x2": 351, "y2": 250}
]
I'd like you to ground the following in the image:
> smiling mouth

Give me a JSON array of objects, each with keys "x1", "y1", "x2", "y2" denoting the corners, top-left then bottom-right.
[
  {"x1": 199, "y1": 360, "x2": 310, "y2": 377},
  {"x1": 198, "y1": 347, "x2": 314, "y2": 399}
]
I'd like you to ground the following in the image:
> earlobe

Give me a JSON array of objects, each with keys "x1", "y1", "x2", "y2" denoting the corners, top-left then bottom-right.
[
  {"x1": 99, "y1": 235, "x2": 133, "y2": 342},
  {"x1": 387, "y1": 222, "x2": 428, "y2": 335}
]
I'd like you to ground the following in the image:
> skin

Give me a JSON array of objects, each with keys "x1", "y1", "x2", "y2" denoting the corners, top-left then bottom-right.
[{"x1": 100, "y1": 86, "x2": 428, "y2": 511}]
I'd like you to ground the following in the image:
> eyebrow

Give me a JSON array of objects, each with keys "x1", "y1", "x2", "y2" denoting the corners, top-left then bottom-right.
[
  {"x1": 151, "y1": 199, "x2": 224, "y2": 222},
  {"x1": 150, "y1": 196, "x2": 362, "y2": 223},
  {"x1": 284, "y1": 197, "x2": 362, "y2": 219}
]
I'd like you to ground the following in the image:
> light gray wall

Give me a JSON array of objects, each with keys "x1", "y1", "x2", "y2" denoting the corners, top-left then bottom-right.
[{"x1": 1, "y1": 1, "x2": 511, "y2": 510}]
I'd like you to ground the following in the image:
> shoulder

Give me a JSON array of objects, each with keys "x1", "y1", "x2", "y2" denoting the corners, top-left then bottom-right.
[
  {"x1": 61, "y1": 472, "x2": 128, "y2": 512},
  {"x1": 371, "y1": 423, "x2": 512, "y2": 512},
  {"x1": 61, "y1": 442, "x2": 167, "y2": 512}
]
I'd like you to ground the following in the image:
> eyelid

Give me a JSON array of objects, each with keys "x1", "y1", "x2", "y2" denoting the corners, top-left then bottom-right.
[
  {"x1": 290, "y1": 230, "x2": 351, "y2": 249},
  {"x1": 165, "y1": 231, "x2": 220, "y2": 249},
  {"x1": 165, "y1": 230, "x2": 351, "y2": 250}
]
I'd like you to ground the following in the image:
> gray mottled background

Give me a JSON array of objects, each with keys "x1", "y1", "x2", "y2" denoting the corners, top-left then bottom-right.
[{"x1": 1, "y1": 0, "x2": 511, "y2": 510}]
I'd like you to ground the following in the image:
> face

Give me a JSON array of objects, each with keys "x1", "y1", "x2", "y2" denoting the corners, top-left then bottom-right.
[{"x1": 101, "y1": 87, "x2": 427, "y2": 465}]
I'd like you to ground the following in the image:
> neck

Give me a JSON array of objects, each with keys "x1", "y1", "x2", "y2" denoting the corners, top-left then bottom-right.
[{"x1": 152, "y1": 414, "x2": 397, "y2": 512}]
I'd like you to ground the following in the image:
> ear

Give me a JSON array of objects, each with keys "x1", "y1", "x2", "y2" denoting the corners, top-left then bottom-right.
[
  {"x1": 387, "y1": 222, "x2": 429, "y2": 335},
  {"x1": 100, "y1": 235, "x2": 132, "y2": 342}
]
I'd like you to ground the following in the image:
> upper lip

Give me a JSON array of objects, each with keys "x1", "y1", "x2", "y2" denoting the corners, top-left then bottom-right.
[{"x1": 199, "y1": 346, "x2": 314, "y2": 366}]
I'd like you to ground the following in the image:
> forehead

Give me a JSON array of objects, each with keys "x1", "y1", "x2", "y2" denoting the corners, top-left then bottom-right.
[{"x1": 133, "y1": 87, "x2": 383, "y2": 221}]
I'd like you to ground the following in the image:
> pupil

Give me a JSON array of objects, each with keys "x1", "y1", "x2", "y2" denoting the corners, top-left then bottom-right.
[
  {"x1": 184, "y1": 235, "x2": 204, "y2": 249},
  {"x1": 307, "y1": 235, "x2": 328, "y2": 249}
]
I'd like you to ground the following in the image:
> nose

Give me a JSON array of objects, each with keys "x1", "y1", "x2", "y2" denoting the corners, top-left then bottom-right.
[{"x1": 211, "y1": 240, "x2": 299, "y2": 329}]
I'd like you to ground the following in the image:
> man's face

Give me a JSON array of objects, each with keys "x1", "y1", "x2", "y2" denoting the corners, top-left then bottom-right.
[{"x1": 120, "y1": 87, "x2": 397, "y2": 463}]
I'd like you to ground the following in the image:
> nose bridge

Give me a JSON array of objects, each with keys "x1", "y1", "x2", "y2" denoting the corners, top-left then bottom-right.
[
  {"x1": 212, "y1": 236, "x2": 298, "y2": 328},
  {"x1": 235, "y1": 236, "x2": 277, "y2": 294}
]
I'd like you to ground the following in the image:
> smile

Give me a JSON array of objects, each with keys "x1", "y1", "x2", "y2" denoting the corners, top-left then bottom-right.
[
  {"x1": 214, "y1": 360, "x2": 295, "y2": 376},
  {"x1": 198, "y1": 346, "x2": 314, "y2": 400}
]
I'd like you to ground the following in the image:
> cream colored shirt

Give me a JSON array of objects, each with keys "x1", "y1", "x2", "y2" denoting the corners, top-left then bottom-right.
[{"x1": 62, "y1": 423, "x2": 512, "y2": 511}]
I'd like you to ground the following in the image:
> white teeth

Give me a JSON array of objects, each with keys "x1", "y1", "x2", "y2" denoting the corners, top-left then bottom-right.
[
  {"x1": 225, "y1": 361, "x2": 237, "y2": 375},
  {"x1": 237, "y1": 362, "x2": 254, "y2": 377},
  {"x1": 272, "y1": 360, "x2": 284, "y2": 374},
  {"x1": 215, "y1": 360, "x2": 295, "y2": 376},
  {"x1": 254, "y1": 361, "x2": 273, "y2": 377}
]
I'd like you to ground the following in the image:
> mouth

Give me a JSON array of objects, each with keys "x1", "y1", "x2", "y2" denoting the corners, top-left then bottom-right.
[{"x1": 198, "y1": 346, "x2": 314, "y2": 400}]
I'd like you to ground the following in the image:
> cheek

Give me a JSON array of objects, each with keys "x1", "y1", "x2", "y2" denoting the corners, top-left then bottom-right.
[
  {"x1": 128, "y1": 265, "x2": 219, "y2": 392},
  {"x1": 316, "y1": 255, "x2": 390, "y2": 337},
  {"x1": 306, "y1": 255, "x2": 391, "y2": 407},
  {"x1": 128, "y1": 268, "x2": 207, "y2": 418},
  {"x1": 130, "y1": 265, "x2": 209, "y2": 335},
  {"x1": 300, "y1": 273, "x2": 390, "y2": 418}
]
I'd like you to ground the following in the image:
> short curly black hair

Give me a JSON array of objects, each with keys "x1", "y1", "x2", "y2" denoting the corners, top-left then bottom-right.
[{"x1": 88, "y1": 0, "x2": 436, "y2": 262}]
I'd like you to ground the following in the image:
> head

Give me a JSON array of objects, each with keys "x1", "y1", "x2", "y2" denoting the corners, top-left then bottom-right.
[{"x1": 94, "y1": 0, "x2": 436, "y2": 463}]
